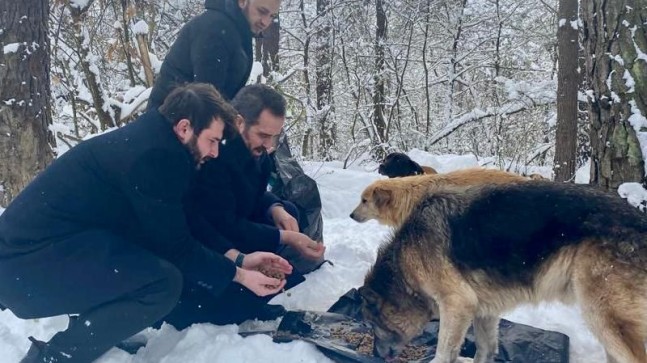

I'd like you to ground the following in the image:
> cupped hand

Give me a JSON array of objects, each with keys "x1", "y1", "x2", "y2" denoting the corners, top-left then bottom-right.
[{"x1": 234, "y1": 268, "x2": 287, "y2": 296}]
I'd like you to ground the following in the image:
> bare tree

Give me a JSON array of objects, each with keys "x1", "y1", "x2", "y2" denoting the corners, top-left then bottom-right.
[
  {"x1": 315, "y1": 0, "x2": 335, "y2": 160},
  {"x1": 0, "y1": 0, "x2": 54, "y2": 206},
  {"x1": 553, "y1": 0, "x2": 578, "y2": 182},
  {"x1": 582, "y1": 0, "x2": 647, "y2": 190},
  {"x1": 372, "y1": 0, "x2": 388, "y2": 151}
]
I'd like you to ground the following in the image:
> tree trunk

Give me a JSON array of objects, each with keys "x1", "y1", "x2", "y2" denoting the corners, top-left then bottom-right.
[
  {"x1": 553, "y1": 0, "x2": 579, "y2": 182},
  {"x1": 315, "y1": 0, "x2": 334, "y2": 160},
  {"x1": 372, "y1": 0, "x2": 388, "y2": 150},
  {"x1": 582, "y1": 0, "x2": 647, "y2": 190},
  {"x1": 0, "y1": 0, "x2": 54, "y2": 206}
]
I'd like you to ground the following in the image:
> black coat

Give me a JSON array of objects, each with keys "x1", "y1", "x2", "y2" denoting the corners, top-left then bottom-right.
[
  {"x1": 0, "y1": 110, "x2": 236, "y2": 294},
  {"x1": 148, "y1": 0, "x2": 253, "y2": 109},
  {"x1": 187, "y1": 136, "x2": 282, "y2": 254}
]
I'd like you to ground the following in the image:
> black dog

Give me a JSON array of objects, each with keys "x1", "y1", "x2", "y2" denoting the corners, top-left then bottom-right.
[{"x1": 378, "y1": 152, "x2": 437, "y2": 178}]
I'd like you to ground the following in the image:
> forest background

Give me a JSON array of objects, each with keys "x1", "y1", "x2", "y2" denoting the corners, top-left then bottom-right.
[{"x1": 0, "y1": 0, "x2": 646, "y2": 207}]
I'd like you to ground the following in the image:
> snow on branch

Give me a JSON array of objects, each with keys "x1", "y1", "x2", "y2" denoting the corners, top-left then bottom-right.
[{"x1": 426, "y1": 78, "x2": 556, "y2": 146}]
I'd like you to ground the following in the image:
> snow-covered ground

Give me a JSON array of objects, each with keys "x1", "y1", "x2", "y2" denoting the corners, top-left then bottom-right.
[{"x1": 0, "y1": 152, "x2": 611, "y2": 362}]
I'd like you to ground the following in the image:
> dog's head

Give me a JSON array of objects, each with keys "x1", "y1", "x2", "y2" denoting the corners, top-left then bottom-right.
[
  {"x1": 378, "y1": 152, "x2": 424, "y2": 178},
  {"x1": 349, "y1": 183, "x2": 395, "y2": 225},
  {"x1": 358, "y1": 285, "x2": 431, "y2": 360}
]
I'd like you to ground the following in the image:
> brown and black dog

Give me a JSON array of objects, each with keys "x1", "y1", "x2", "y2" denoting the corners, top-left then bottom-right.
[
  {"x1": 378, "y1": 152, "x2": 437, "y2": 178},
  {"x1": 360, "y1": 181, "x2": 647, "y2": 363}
]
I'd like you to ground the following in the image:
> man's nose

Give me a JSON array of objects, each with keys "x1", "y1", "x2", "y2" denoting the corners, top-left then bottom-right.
[
  {"x1": 260, "y1": 16, "x2": 272, "y2": 29},
  {"x1": 210, "y1": 144, "x2": 219, "y2": 158}
]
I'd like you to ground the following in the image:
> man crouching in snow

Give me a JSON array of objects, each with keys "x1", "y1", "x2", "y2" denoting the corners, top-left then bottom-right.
[{"x1": 0, "y1": 83, "x2": 292, "y2": 363}]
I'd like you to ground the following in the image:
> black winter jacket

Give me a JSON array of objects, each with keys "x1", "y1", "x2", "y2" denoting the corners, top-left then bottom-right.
[
  {"x1": 148, "y1": 0, "x2": 254, "y2": 109},
  {"x1": 187, "y1": 136, "x2": 282, "y2": 254},
  {"x1": 0, "y1": 110, "x2": 236, "y2": 294}
]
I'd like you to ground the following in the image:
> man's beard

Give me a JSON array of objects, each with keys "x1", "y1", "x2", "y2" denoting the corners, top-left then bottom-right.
[
  {"x1": 186, "y1": 135, "x2": 205, "y2": 169},
  {"x1": 242, "y1": 128, "x2": 267, "y2": 157}
]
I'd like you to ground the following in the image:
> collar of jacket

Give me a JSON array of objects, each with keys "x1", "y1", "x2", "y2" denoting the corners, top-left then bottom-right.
[{"x1": 204, "y1": 0, "x2": 255, "y2": 41}]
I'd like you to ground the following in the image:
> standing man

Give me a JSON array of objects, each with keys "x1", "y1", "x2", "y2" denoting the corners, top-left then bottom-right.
[
  {"x1": 0, "y1": 83, "x2": 292, "y2": 363},
  {"x1": 148, "y1": 0, "x2": 281, "y2": 109}
]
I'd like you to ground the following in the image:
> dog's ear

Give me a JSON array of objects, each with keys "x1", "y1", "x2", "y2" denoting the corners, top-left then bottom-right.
[{"x1": 373, "y1": 187, "x2": 393, "y2": 208}]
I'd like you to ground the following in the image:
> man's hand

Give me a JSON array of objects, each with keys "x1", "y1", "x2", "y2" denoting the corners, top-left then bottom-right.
[
  {"x1": 242, "y1": 251, "x2": 293, "y2": 275},
  {"x1": 280, "y1": 230, "x2": 326, "y2": 260},
  {"x1": 270, "y1": 205, "x2": 299, "y2": 232},
  {"x1": 233, "y1": 268, "x2": 287, "y2": 296}
]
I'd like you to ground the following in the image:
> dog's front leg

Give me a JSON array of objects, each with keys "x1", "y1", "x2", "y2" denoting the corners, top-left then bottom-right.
[
  {"x1": 472, "y1": 316, "x2": 499, "y2": 363},
  {"x1": 430, "y1": 297, "x2": 476, "y2": 363}
]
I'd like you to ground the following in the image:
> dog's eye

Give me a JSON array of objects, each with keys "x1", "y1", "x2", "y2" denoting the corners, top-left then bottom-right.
[{"x1": 361, "y1": 198, "x2": 367, "y2": 204}]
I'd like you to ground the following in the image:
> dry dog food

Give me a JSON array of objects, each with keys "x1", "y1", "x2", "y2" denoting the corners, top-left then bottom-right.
[
  {"x1": 257, "y1": 267, "x2": 286, "y2": 280},
  {"x1": 329, "y1": 326, "x2": 428, "y2": 362}
]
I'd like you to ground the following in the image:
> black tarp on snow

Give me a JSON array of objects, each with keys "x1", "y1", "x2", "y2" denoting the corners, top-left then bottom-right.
[{"x1": 272, "y1": 288, "x2": 570, "y2": 363}]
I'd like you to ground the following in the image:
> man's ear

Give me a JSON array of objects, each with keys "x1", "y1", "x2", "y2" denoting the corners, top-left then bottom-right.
[
  {"x1": 237, "y1": 0, "x2": 247, "y2": 10},
  {"x1": 235, "y1": 114, "x2": 245, "y2": 134},
  {"x1": 173, "y1": 118, "x2": 193, "y2": 143},
  {"x1": 373, "y1": 187, "x2": 392, "y2": 208}
]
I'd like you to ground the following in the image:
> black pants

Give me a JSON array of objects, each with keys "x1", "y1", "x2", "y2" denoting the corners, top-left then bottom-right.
[{"x1": 0, "y1": 230, "x2": 183, "y2": 362}]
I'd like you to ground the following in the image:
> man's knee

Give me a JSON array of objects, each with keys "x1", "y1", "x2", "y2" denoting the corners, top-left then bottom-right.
[{"x1": 139, "y1": 260, "x2": 183, "y2": 315}]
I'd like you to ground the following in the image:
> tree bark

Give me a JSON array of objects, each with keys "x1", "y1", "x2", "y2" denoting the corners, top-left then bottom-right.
[
  {"x1": 0, "y1": 0, "x2": 54, "y2": 206},
  {"x1": 553, "y1": 0, "x2": 579, "y2": 182},
  {"x1": 315, "y1": 0, "x2": 334, "y2": 160},
  {"x1": 372, "y1": 0, "x2": 388, "y2": 149},
  {"x1": 582, "y1": 0, "x2": 647, "y2": 190}
]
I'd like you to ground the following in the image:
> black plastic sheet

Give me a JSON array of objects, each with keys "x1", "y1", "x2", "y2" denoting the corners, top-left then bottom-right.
[
  {"x1": 271, "y1": 289, "x2": 570, "y2": 363},
  {"x1": 269, "y1": 132, "x2": 324, "y2": 245}
]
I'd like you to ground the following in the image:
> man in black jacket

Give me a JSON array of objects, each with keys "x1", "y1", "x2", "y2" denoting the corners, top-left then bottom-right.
[
  {"x1": 0, "y1": 83, "x2": 292, "y2": 363},
  {"x1": 189, "y1": 85, "x2": 325, "y2": 277},
  {"x1": 148, "y1": 0, "x2": 280, "y2": 109}
]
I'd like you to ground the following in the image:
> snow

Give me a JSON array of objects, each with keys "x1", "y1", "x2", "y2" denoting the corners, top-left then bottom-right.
[
  {"x1": 5, "y1": 151, "x2": 647, "y2": 363},
  {"x1": 132, "y1": 20, "x2": 149, "y2": 35},
  {"x1": 69, "y1": 0, "x2": 90, "y2": 9},
  {"x1": 2, "y1": 43, "x2": 21, "y2": 54}
]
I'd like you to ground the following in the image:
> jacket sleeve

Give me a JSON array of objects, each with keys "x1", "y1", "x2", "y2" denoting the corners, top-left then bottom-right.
[
  {"x1": 126, "y1": 149, "x2": 236, "y2": 295},
  {"x1": 189, "y1": 21, "x2": 234, "y2": 94},
  {"x1": 191, "y1": 160, "x2": 281, "y2": 254}
]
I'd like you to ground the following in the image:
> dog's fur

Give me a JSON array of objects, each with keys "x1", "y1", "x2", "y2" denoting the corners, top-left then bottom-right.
[
  {"x1": 360, "y1": 181, "x2": 647, "y2": 363},
  {"x1": 350, "y1": 168, "x2": 527, "y2": 227},
  {"x1": 378, "y1": 152, "x2": 438, "y2": 178}
]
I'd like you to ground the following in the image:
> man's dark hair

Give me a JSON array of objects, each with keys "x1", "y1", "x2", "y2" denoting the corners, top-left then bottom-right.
[
  {"x1": 158, "y1": 83, "x2": 237, "y2": 139},
  {"x1": 231, "y1": 84, "x2": 286, "y2": 128}
]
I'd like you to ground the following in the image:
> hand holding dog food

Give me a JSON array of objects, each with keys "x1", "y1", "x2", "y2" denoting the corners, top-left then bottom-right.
[
  {"x1": 241, "y1": 251, "x2": 293, "y2": 275},
  {"x1": 232, "y1": 251, "x2": 292, "y2": 296}
]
